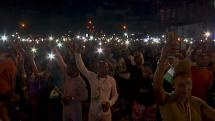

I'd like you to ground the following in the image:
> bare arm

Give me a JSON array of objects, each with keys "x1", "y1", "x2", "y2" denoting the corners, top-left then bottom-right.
[
  {"x1": 54, "y1": 48, "x2": 67, "y2": 74},
  {"x1": 153, "y1": 56, "x2": 168, "y2": 104},
  {"x1": 154, "y1": 32, "x2": 176, "y2": 104},
  {"x1": 75, "y1": 53, "x2": 93, "y2": 81}
]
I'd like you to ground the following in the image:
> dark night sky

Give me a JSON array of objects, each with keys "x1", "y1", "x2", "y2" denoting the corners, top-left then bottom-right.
[{"x1": 0, "y1": 0, "x2": 210, "y2": 33}]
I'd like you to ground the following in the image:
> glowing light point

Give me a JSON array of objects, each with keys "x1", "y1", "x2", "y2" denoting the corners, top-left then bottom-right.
[
  {"x1": 57, "y1": 43, "x2": 63, "y2": 48},
  {"x1": 49, "y1": 36, "x2": 54, "y2": 41},
  {"x1": 1, "y1": 35, "x2": 7, "y2": 41},
  {"x1": 204, "y1": 32, "x2": 211, "y2": 37},
  {"x1": 89, "y1": 36, "x2": 94, "y2": 40},
  {"x1": 47, "y1": 52, "x2": 55, "y2": 60},
  {"x1": 184, "y1": 39, "x2": 188, "y2": 42},
  {"x1": 125, "y1": 40, "x2": 130, "y2": 45},
  {"x1": 31, "y1": 47, "x2": 37, "y2": 53},
  {"x1": 76, "y1": 35, "x2": 80, "y2": 39},
  {"x1": 97, "y1": 48, "x2": 103, "y2": 54},
  {"x1": 99, "y1": 42, "x2": 102, "y2": 46}
]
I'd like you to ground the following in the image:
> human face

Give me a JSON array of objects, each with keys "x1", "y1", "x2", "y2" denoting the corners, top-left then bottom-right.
[
  {"x1": 196, "y1": 53, "x2": 207, "y2": 67},
  {"x1": 174, "y1": 75, "x2": 192, "y2": 102},
  {"x1": 98, "y1": 61, "x2": 109, "y2": 76},
  {"x1": 66, "y1": 66, "x2": 79, "y2": 77},
  {"x1": 134, "y1": 54, "x2": 144, "y2": 66}
]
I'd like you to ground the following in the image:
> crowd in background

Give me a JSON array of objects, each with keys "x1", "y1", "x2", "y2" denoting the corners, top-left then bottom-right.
[{"x1": 1, "y1": 32, "x2": 215, "y2": 121}]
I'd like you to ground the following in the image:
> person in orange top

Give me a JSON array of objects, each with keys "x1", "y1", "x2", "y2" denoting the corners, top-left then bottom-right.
[{"x1": 0, "y1": 52, "x2": 17, "y2": 121}]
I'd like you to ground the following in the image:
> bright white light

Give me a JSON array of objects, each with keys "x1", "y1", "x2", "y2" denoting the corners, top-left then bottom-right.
[
  {"x1": 86, "y1": 34, "x2": 89, "y2": 37},
  {"x1": 47, "y1": 52, "x2": 55, "y2": 60},
  {"x1": 57, "y1": 43, "x2": 63, "y2": 48},
  {"x1": 49, "y1": 36, "x2": 54, "y2": 41},
  {"x1": 107, "y1": 39, "x2": 110, "y2": 42},
  {"x1": 213, "y1": 39, "x2": 215, "y2": 42},
  {"x1": 1, "y1": 35, "x2": 7, "y2": 41},
  {"x1": 31, "y1": 47, "x2": 37, "y2": 53},
  {"x1": 190, "y1": 41, "x2": 193, "y2": 44},
  {"x1": 162, "y1": 35, "x2": 165, "y2": 38},
  {"x1": 144, "y1": 38, "x2": 149, "y2": 42},
  {"x1": 82, "y1": 37, "x2": 86, "y2": 40},
  {"x1": 76, "y1": 35, "x2": 80, "y2": 39},
  {"x1": 184, "y1": 39, "x2": 188, "y2": 42},
  {"x1": 125, "y1": 40, "x2": 130, "y2": 45},
  {"x1": 204, "y1": 32, "x2": 211, "y2": 37},
  {"x1": 99, "y1": 42, "x2": 102, "y2": 46},
  {"x1": 97, "y1": 48, "x2": 103, "y2": 54},
  {"x1": 89, "y1": 35, "x2": 94, "y2": 40},
  {"x1": 124, "y1": 33, "x2": 128, "y2": 36}
]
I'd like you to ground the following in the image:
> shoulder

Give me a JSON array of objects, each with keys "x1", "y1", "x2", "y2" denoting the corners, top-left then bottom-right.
[{"x1": 191, "y1": 96, "x2": 208, "y2": 107}]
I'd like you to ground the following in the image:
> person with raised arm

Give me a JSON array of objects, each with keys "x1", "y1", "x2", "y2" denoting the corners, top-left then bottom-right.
[
  {"x1": 71, "y1": 42, "x2": 118, "y2": 121},
  {"x1": 154, "y1": 32, "x2": 215, "y2": 121},
  {"x1": 54, "y1": 48, "x2": 88, "y2": 121}
]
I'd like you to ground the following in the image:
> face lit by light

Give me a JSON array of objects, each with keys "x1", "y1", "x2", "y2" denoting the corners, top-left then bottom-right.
[{"x1": 1, "y1": 35, "x2": 7, "y2": 41}]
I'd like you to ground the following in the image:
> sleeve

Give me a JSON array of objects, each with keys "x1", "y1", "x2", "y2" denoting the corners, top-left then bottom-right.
[
  {"x1": 109, "y1": 77, "x2": 118, "y2": 106},
  {"x1": 75, "y1": 53, "x2": 94, "y2": 81},
  {"x1": 78, "y1": 78, "x2": 88, "y2": 101}
]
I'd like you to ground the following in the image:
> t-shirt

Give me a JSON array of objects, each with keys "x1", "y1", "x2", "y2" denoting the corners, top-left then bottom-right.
[
  {"x1": 159, "y1": 92, "x2": 209, "y2": 121},
  {"x1": 192, "y1": 66, "x2": 213, "y2": 101},
  {"x1": 0, "y1": 59, "x2": 17, "y2": 94}
]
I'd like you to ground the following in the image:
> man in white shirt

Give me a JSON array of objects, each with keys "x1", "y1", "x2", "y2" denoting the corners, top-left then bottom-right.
[
  {"x1": 54, "y1": 48, "x2": 88, "y2": 121},
  {"x1": 73, "y1": 44, "x2": 118, "y2": 121}
]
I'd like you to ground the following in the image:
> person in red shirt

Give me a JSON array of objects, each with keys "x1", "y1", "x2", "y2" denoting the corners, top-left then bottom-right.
[
  {"x1": 192, "y1": 52, "x2": 213, "y2": 101},
  {"x1": 0, "y1": 52, "x2": 17, "y2": 121}
]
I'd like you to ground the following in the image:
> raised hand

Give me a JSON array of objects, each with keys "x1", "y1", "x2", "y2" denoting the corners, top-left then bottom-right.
[{"x1": 160, "y1": 32, "x2": 177, "y2": 63}]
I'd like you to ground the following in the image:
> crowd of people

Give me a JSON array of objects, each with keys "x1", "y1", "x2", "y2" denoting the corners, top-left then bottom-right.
[{"x1": 0, "y1": 32, "x2": 215, "y2": 121}]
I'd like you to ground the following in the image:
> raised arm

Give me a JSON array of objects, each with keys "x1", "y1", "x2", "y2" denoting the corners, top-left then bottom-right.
[
  {"x1": 68, "y1": 41, "x2": 93, "y2": 80},
  {"x1": 54, "y1": 48, "x2": 67, "y2": 74},
  {"x1": 154, "y1": 32, "x2": 176, "y2": 104},
  {"x1": 75, "y1": 53, "x2": 92, "y2": 80},
  {"x1": 29, "y1": 55, "x2": 39, "y2": 74}
]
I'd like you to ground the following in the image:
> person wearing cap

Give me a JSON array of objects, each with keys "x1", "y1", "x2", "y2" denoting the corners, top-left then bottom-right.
[{"x1": 154, "y1": 33, "x2": 215, "y2": 121}]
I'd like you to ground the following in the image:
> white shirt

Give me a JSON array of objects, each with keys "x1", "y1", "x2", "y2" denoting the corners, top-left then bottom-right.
[
  {"x1": 64, "y1": 75, "x2": 88, "y2": 101},
  {"x1": 75, "y1": 53, "x2": 118, "y2": 116}
]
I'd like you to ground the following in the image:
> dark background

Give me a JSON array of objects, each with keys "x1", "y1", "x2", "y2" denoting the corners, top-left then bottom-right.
[{"x1": 0, "y1": 0, "x2": 214, "y2": 34}]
